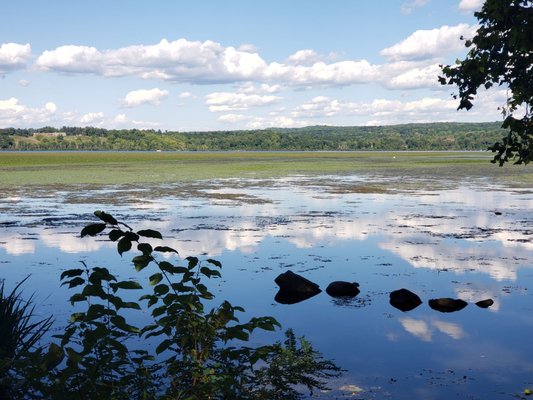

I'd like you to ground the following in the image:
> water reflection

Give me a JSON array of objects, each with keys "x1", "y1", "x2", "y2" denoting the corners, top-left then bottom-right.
[{"x1": 0, "y1": 175, "x2": 532, "y2": 399}]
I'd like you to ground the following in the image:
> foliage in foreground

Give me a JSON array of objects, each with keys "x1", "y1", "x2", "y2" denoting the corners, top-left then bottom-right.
[
  {"x1": 0, "y1": 278, "x2": 54, "y2": 399},
  {"x1": 2, "y1": 211, "x2": 342, "y2": 399},
  {"x1": 440, "y1": 0, "x2": 532, "y2": 165}
]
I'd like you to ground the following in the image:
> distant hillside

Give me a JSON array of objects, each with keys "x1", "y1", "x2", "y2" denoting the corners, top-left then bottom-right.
[{"x1": 0, "y1": 122, "x2": 506, "y2": 151}]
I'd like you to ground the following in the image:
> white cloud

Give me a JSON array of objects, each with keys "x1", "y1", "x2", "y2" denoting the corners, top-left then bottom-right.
[
  {"x1": 246, "y1": 115, "x2": 308, "y2": 129},
  {"x1": 36, "y1": 39, "x2": 268, "y2": 82},
  {"x1": 18, "y1": 79, "x2": 30, "y2": 87},
  {"x1": 0, "y1": 43, "x2": 31, "y2": 74},
  {"x1": 401, "y1": 0, "x2": 429, "y2": 15},
  {"x1": 218, "y1": 113, "x2": 248, "y2": 123},
  {"x1": 80, "y1": 112, "x2": 104, "y2": 125},
  {"x1": 179, "y1": 91, "x2": 192, "y2": 99},
  {"x1": 399, "y1": 318, "x2": 466, "y2": 342},
  {"x1": 35, "y1": 39, "x2": 383, "y2": 88},
  {"x1": 205, "y1": 92, "x2": 281, "y2": 112},
  {"x1": 0, "y1": 97, "x2": 24, "y2": 112},
  {"x1": 459, "y1": 0, "x2": 484, "y2": 12},
  {"x1": 122, "y1": 88, "x2": 169, "y2": 107},
  {"x1": 238, "y1": 83, "x2": 282, "y2": 94},
  {"x1": 291, "y1": 95, "x2": 457, "y2": 120},
  {"x1": 384, "y1": 63, "x2": 443, "y2": 89},
  {"x1": 45, "y1": 102, "x2": 57, "y2": 113},
  {"x1": 286, "y1": 49, "x2": 321, "y2": 65},
  {"x1": 0, "y1": 98, "x2": 58, "y2": 127},
  {"x1": 36, "y1": 45, "x2": 103, "y2": 74},
  {"x1": 380, "y1": 24, "x2": 476, "y2": 61}
]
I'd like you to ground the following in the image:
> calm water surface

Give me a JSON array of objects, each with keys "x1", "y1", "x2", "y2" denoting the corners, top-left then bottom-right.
[{"x1": 1, "y1": 173, "x2": 532, "y2": 399}]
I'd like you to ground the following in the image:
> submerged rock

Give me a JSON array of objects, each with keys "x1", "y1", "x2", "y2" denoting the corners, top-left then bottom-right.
[
  {"x1": 326, "y1": 281, "x2": 360, "y2": 298},
  {"x1": 428, "y1": 298, "x2": 467, "y2": 313},
  {"x1": 274, "y1": 270, "x2": 321, "y2": 304},
  {"x1": 389, "y1": 288, "x2": 422, "y2": 312},
  {"x1": 475, "y1": 298, "x2": 494, "y2": 308}
]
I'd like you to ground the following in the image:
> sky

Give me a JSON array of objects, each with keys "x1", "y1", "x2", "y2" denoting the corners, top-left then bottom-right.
[{"x1": 1, "y1": 0, "x2": 503, "y2": 132}]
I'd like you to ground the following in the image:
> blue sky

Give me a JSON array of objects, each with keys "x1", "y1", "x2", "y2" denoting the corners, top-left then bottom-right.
[{"x1": 1, "y1": 0, "x2": 502, "y2": 131}]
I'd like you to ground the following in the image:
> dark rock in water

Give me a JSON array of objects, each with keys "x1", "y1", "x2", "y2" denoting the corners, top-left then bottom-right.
[
  {"x1": 274, "y1": 290, "x2": 320, "y2": 305},
  {"x1": 475, "y1": 298, "x2": 494, "y2": 308},
  {"x1": 326, "y1": 281, "x2": 360, "y2": 297},
  {"x1": 389, "y1": 288, "x2": 422, "y2": 312},
  {"x1": 428, "y1": 298, "x2": 467, "y2": 313},
  {"x1": 274, "y1": 271, "x2": 321, "y2": 304}
]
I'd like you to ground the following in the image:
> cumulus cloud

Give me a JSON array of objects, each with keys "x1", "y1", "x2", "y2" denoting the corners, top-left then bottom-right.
[
  {"x1": 291, "y1": 95, "x2": 457, "y2": 120},
  {"x1": 122, "y1": 88, "x2": 169, "y2": 107},
  {"x1": 0, "y1": 43, "x2": 32, "y2": 74},
  {"x1": 380, "y1": 24, "x2": 476, "y2": 61},
  {"x1": 238, "y1": 83, "x2": 282, "y2": 94},
  {"x1": 0, "y1": 97, "x2": 57, "y2": 127},
  {"x1": 384, "y1": 62, "x2": 443, "y2": 89},
  {"x1": 80, "y1": 112, "x2": 104, "y2": 125},
  {"x1": 401, "y1": 0, "x2": 428, "y2": 15},
  {"x1": 218, "y1": 113, "x2": 248, "y2": 123},
  {"x1": 399, "y1": 318, "x2": 466, "y2": 342},
  {"x1": 36, "y1": 39, "x2": 268, "y2": 82},
  {"x1": 286, "y1": 49, "x2": 321, "y2": 65},
  {"x1": 205, "y1": 92, "x2": 281, "y2": 112},
  {"x1": 459, "y1": 0, "x2": 484, "y2": 12},
  {"x1": 34, "y1": 39, "x2": 384, "y2": 88}
]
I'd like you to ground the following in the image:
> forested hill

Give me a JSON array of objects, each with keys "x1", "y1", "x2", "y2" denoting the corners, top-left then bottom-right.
[{"x1": 0, "y1": 122, "x2": 505, "y2": 151}]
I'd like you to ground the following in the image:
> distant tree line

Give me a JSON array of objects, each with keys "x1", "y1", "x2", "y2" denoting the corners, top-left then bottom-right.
[{"x1": 0, "y1": 122, "x2": 506, "y2": 151}]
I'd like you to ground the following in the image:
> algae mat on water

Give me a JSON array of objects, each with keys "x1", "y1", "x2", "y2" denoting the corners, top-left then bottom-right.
[{"x1": 0, "y1": 151, "x2": 531, "y2": 186}]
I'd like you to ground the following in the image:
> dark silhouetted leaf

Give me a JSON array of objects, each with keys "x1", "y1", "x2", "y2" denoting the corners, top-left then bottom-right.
[
  {"x1": 154, "y1": 246, "x2": 179, "y2": 254},
  {"x1": 149, "y1": 273, "x2": 163, "y2": 286},
  {"x1": 60, "y1": 268, "x2": 84, "y2": 280},
  {"x1": 80, "y1": 223, "x2": 106, "y2": 238},
  {"x1": 138, "y1": 242, "x2": 153, "y2": 255},
  {"x1": 133, "y1": 255, "x2": 152, "y2": 271},
  {"x1": 137, "y1": 229, "x2": 163, "y2": 239},
  {"x1": 94, "y1": 210, "x2": 118, "y2": 225},
  {"x1": 117, "y1": 237, "x2": 132, "y2": 256},
  {"x1": 109, "y1": 229, "x2": 124, "y2": 242}
]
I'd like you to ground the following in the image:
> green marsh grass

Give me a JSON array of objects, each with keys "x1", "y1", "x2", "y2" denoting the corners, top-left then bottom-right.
[{"x1": 0, "y1": 151, "x2": 531, "y2": 187}]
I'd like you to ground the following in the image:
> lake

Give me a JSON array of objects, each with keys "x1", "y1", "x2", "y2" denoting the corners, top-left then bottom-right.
[{"x1": 1, "y1": 153, "x2": 532, "y2": 399}]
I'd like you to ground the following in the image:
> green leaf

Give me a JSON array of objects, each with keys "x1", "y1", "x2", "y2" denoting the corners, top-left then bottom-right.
[
  {"x1": 80, "y1": 223, "x2": 106, "y2": 238},
  {"x1": 68, "y1": 293, "x2": 87, "y2": 304},
  {"x1": 109, "y1": 229, "x2": 124, "y2": 242},
  {"x1": 154, "y1": 246, "x2": 179, "y2": 254},
  {"x1": 155, "y1": 339, "x2": 173, "y2": 354},
  {"x1": 206, "y1": 258, "x2": 222, "y2": 268},
  {"x1": 112, "y1": 280, "x2": 143, "y2": 290},
  {"x1": 44, "y1": 343, "x2": 64, "y2": 371},
  {"x1": 70, "y1": 312, "x2": 85, "y2": 323},
  {"x1": 149, "y1": 273, "x2": 163, "y2": 286},
  {"x1": 122, "y1": 301, "x2": 141, "y2": 310},
  {"x1": 62, "y1": 276, "x2": 85, "y2": 289},
  {"x1": 60, "y1": 268, "x2": 84, "y2": 280},
  {"x1": 159, "y1": 261, "x2": 187, "y2": 274},
  {"x1": 117, "y1": 237, "x2": 132, "y2": 256},
  {"x1": 187, "y1": 256, "x2": 199, "y2": 270},
  {"x1": 133, "y1": 255, "x2": 152, "y2": 271},
  {"x1": 137, "y1": 229, "x2": 163, "y2": 239},
  {"x1": 137, "y1": 242, "x2": 153, "y2": 255},
  {"x1": 154, "y1": 284, "x2": 169, "y2": 296},
  {"x1": 94, "y1": 210, "x2": 118, "y2": 225},
  {"x1": 110, "y1": 315, "x2": 139, "y2": 333},
  {"x1": 81, "y1": 284, "x2": 107, "y2": 299}
]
